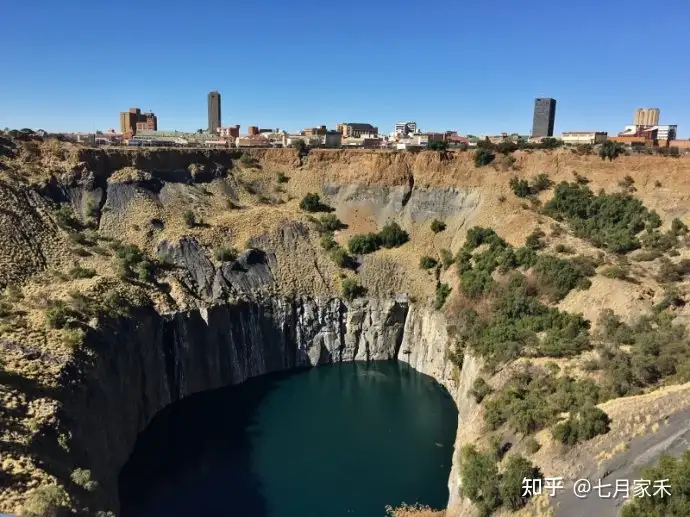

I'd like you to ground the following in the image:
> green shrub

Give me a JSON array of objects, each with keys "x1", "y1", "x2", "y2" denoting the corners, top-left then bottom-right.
[
  {"x1": 239, "y1": 152, "x2": 254, "y2": 166},
  {"x1": 459, "y1": 445, "x2": 501, "y2": 516},
  {"x1": 45, "y1": 301, "x2": 72, "y2": 329},
  {"x1": 348, "y1": 233, "x2": 379, "y2": 254},
  {"x1": 318, "y1": 214, "x2": 344, "y2": 232},
  {"x1": 0, "y1": 300, "x2": 13, "y2": 319},
  {"x1": 554, "y1": 244, "x2": 574, "y2": 254},
  {"x1": 552, "y1": 406, "x2": 611, "y2": 444},
  {"x1": 500, "y1": 455, "x2": 542, "y2": 511},
  {"x1": 54, "y1": 205, "x2": 81, "y2": 230},
  {"x1": 276, "y1": 172, "x2": 289, "y2": 183},
  {"x1": 341, "y1": 278, "x2": 366, "y2": 301},
  {"x1": 601, "y1": 265, "x2": 629, "y2": 280},
  {"x1": 428, "y1": 140, "x2": 449, "y2": 151},
  {"x1": 514, "y1": 246, "x2": 537, "y2": 268},
  {"x1": 378, "y1": 221, "x2": 409, "y2": 248},
  {"x1": 470, "y1": 377, "x2": 493, "y2": 403},
  {"x1": 214, "y1": 247, "x2": 238, "y2": 262},
  {"x1": 21, "y1": 485, "x2": 68, "y2": 517},
  {"x1": 71, "y1": 468, "x2": 99, "y2": 492},
  {"x1": 320, "y1": 233, "x2": 338, "y2": 251},
  {"x1": 420, "y1": 256, "x2": 438, "y2": 269},
  {"x1": 430, "y1": 219, "x2": 446, "y2": 233},
  {"x1": 116, "y1": 243, "x2": 145, "y2": 279},
  {"x1": 509, "y1": 177, "x2": 531, "y2": 197},
  {"x1": 299, "y1": 193, "x2": 330, "y2": 212},
  {"x1": 440, "y1": 249, "x2": 454, "y2": 269},
  {"x1": 599, "y1": 140, "x2": 625, "y2": 161},
  {"x1": 640, "y1": 229, "x2": 678, "y2": 252},
  {"x1": 62, "y1": 328, "x2": 84, "y2": 348},
  {"x1": 69, "y1": 266, "x2": 96, "y2": 279},
  {"x1": 533, "y1": 254, "x2": 595, "y2": 301},
  {"x1": 136, "y1": 260, "x2": 155, "y2": 282},
  {"x1": 620, "y1": 451, "x2": 690, "y2": 517},
  {"x1": 183, "y1": 210, "x2": 196, "y2": 228},
  {"x1": 525, "y1": 229, "x2": 546, "y2": 250},
  {"x1": 656, "y1": 258, "x2": 690, "y2": 283},
  {"x1": 330, "y1": 247, "x2": 355, "y2": 269},
  {"x1": 474, "y1": 148, "x2": 495, "y2": 167},
  {"x1": 435, "y1": 283, "x2": 451, "y2": 310},
  {"x1": 671, "y1": 217, "x2": 688, "y2": 236}
]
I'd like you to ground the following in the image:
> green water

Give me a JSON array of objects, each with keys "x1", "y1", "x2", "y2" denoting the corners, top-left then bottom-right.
[{"x1": 120, "y1": 362, "x2": 458, "y2": 517}]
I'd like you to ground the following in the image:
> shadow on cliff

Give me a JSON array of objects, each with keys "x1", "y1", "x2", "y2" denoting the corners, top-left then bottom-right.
[{"x1": 118, "y1": 370, "x2": 302, "y2": 517}]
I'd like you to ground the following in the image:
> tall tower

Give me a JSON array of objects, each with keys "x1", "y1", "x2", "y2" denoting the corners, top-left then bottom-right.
[
  {"x1": 634, "y1": 108, "x2": 659, "y2": 126},
  {"x1": 531, "y1": 98, "x2": 557, "y2": 137},
  {"x1": 208, "y1": 91, "x2": 221, "y2": 134}
]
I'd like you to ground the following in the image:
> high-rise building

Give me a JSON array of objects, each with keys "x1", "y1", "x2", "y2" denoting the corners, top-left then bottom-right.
[
  {"x1": 208, "y1": 91, "x2": 221, "y2": 134},
  {"x1": 531, "y1": 98, "x2": 557, "y2": 137},
  {"x1": 119, "y1": 108, "x2": 157, "y2": 137},
  {"x1": 634, "y1": 108, "x2": 660, "y2": 126}
]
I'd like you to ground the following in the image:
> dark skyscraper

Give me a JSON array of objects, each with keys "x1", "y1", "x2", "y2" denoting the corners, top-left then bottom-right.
[
  {"x1": 208, "y1": 91, "x2": 221, "y2": 134},
  {"x1": 531, "y1": 98, "x2": 556, "y2": 137}
]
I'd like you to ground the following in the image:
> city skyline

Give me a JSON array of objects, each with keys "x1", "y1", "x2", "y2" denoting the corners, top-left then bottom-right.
[{"x1": 1, "y1": 0, "x2": 689, "y2": 136}]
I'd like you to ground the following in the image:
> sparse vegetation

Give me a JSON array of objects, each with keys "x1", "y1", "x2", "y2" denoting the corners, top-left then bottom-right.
[
  {"x1": 21, "y1": 485, "x2": 68, "y2": 517},
  {"x1": 45, "y1": 301, "x2": 73, "y2": 329},
  {"x1": 483, "y1": 368, "x2": 601, "y2": 435},
  {"x1": 330, "y1": 247, "x2": 356, "y2": 269},
  {"x1": 434, "y1": 283, "x2": 451, "y2": 310},
  {"x1": 420, "y1": 256, "x2": 438, "y2": 269},
  {"x1": 214, "y1": 247, "x2": 238, "y2": 262},
  {"x1": 276, "y1": 172, "x2": 289, "y2": 183},
  {"x1": 430, "y1": 219, "x2": 446, "y2": 233},
  {"x1": 68, "y1": 266, "x2": 96, "y2": 280},
  {"x1": 341, "y1": 278, "x2": 366, "y2": 301},
  {"x1": 554, "y1": 243, "x2": 574, "y2": 254},
  {"x1": 469, "y1": 377, "x2": 492, "y2": 403},
  {"x1": 183, "y1": 210, "x2": 196, "y2": 228},
  {"x1": 524, "y1": 437, "x2": 541, "y2": 454},
  {"x1": 543, "y1": 182, "x2": 661, "y2": 253},
  {"x1": 474, "y1": 148, "x2": 495, "y2": 167},
  {"x1": 440, "y1": 249, "x2": 454, "y2": 269}
]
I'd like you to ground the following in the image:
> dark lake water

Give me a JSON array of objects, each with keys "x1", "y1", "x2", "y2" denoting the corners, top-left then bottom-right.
[{"x1": 119, "y1": 362, "x2": 458, "y2": 517}]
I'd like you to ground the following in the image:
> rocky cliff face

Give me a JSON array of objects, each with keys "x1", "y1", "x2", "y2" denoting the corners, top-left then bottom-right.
[{"x1": 68, "y1": 294, "x2": 474, "y2": 515}]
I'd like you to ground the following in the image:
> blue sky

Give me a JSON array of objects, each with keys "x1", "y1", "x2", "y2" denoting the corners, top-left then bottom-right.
[{"x1": 2, "y1": 0, "x2": 689, "y2": 136}]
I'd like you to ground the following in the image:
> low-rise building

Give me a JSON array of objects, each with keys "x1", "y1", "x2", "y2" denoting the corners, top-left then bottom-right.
[
  {"x1": 394, "y1": 122, "x2": 417, "y2": 137},
  {"x1": 236, "y1": 135, "x2": 270, "y2": 147},
  {"x1": 560, "y1": 132, "x2": 608, "y2": 145},
  {"x1": 218, "y1": 125, "x2": 240, "y2": 138},
  {"x1": 337, "y1": 122, "x2": 379, "y2": 138},
  {"x1": 303, "y1": 126, "x2": 328, "y2": 136},
  {"x1": 618, "y1": 124, "x2": 677, "y2": 142},
  {"x1": 119, "y1": 107, "x2": 157, "y2": 137}
]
